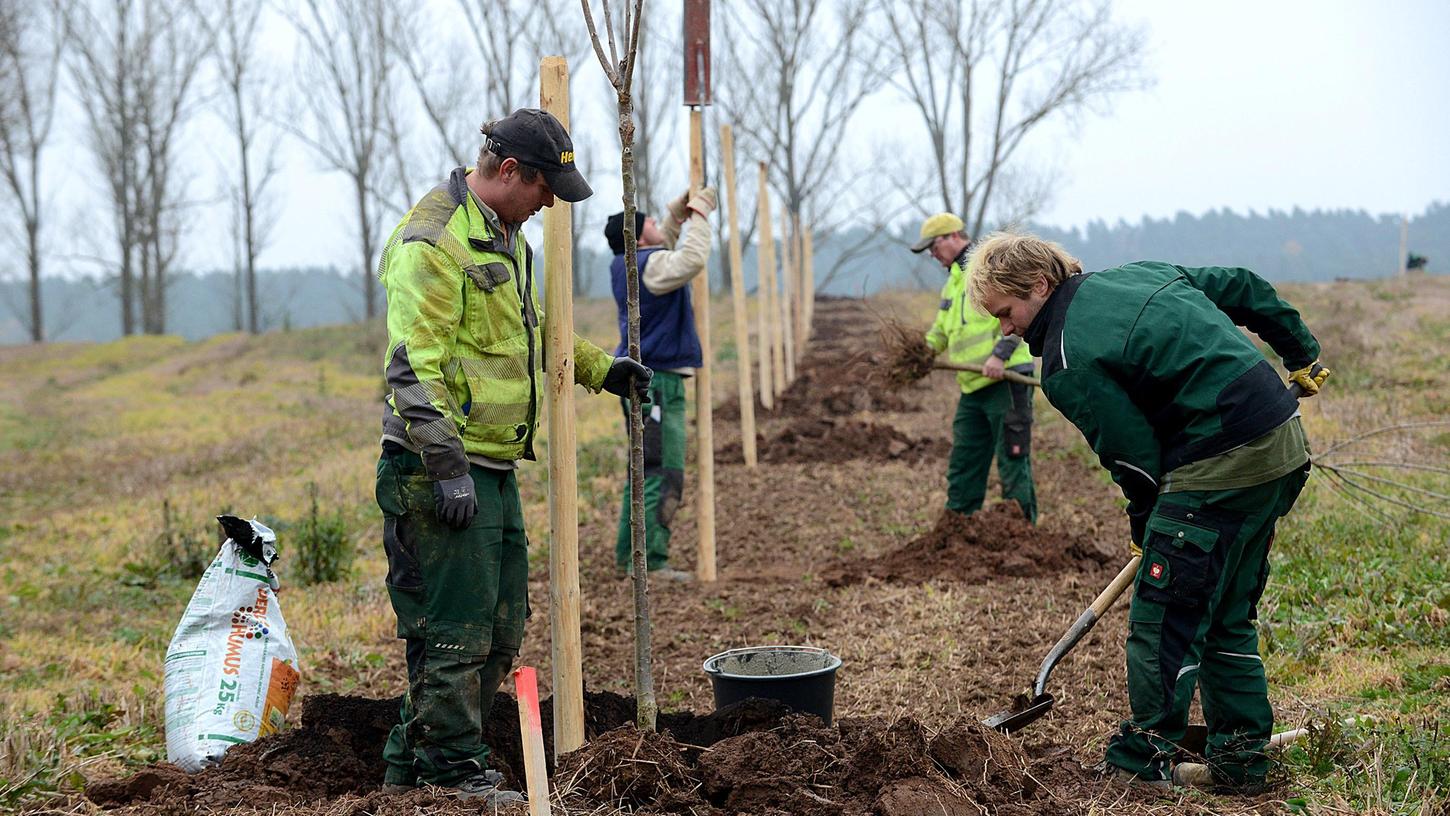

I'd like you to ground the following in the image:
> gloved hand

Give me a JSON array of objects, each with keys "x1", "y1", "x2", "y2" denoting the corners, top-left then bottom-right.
[
  {"x1": 667, "y1": 190, "x2": 691, "y2": 222},
  {"x1": 603, "y1": 356, "x2": 653, "y2": 402},
  {"x1": 1129, "y1": 541, "x2": 1143, "y2": 558},
  {"x1": 433, "y1": 474, "x2": 477, "y2": 529},
  {"x1": 686, "y1": 186, "x2": 717, "y2": 217},
  {"x1": 1288, "y1": 361, "x2": 1331, "y2": 397}
]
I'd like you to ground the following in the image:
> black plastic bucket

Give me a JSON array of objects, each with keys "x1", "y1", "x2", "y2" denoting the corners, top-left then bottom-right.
[{"x1": 702, "y1": 646, "x2": 843, "y2": 724}]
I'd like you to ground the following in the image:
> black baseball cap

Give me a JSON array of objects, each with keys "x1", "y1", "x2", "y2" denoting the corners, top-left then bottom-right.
[{"x1": 482, "y1": 108, "x2": 592, "y2": 202}]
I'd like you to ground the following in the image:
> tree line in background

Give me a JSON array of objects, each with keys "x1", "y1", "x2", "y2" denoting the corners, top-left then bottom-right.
[
  {"x1": 0, "y1": 0, "x2": 1149, "y2": 344},
  {"x1": 4, "y1": 201, "x2": 1443, "y2": 345}
]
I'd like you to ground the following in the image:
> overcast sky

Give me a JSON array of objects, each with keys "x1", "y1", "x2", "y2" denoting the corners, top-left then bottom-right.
[
  {"x1": 25, "y1": 0, "x2": 1450, "y2": 275},
  {"x1": 1036, "y1": 0, "x2": 1450, "y2": 229}
]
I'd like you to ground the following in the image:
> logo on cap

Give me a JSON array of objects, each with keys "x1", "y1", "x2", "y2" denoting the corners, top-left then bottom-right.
[{"x1": 560, "y1": 150, "x2": 574, "y2": 165}]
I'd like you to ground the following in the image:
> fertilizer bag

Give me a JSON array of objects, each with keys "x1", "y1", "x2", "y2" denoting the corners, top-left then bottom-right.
[{"x1": 163, "y1": 515, "x2": 300, "y2": 772}]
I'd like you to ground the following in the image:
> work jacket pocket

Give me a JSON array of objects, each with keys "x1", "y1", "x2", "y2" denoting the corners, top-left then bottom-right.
[{"x1": 1139, "y1": 510, "x2": 1221, "y2": 607}]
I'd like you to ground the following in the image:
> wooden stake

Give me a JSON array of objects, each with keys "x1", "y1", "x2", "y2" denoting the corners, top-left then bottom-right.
[
  {"x1": 689, "y1": 109, "x2": 717, "y2": 582},
  {"x1": 539, "y1": 55, "x2": 583, "y2": 759},
  {"x1": 720, "y1": 125, "x2": 757, "y2": 467},
  {"x1": 777, "y1": 205, "x2": 800, "y2": 382},
  {"x1": 757, "y1": 164, "x2": 784, "y2": 399},
  {"x1": 779, "y1": 206, "x2": 796, "y2": 382},
  {"x1": 803, "y1": 222, "x2": 815, "y2": 342},
  {"x1": 754, "y1": 165, "x2": 775, "y2": 410},
  {"x1": 513, "y1": 667, "x2": 553, "y2": 816}
]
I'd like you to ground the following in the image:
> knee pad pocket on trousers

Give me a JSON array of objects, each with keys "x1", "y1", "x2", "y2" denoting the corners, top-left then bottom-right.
[
  {"x1": 642, "y1": 408, "x2": 664, "y2": 470},
  {"x1": 656, "y1": 468, "x2": 684, "y2": 528},
  {"x1": 1137, "y1": 504, "x2": 1238, "y2": 608}
]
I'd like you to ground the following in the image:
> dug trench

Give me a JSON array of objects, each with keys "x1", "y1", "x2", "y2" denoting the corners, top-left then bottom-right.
[{"x1": 86, "y1": 297, "x2": 1294, "y2": 814}]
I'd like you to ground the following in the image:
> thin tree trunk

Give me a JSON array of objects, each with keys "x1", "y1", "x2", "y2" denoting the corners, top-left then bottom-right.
[
  {"x1": 619, "y1": 91, "x2": 656, "y2": 733},
  {"x1": 356, "y1": 175, "x2": 376, "y2": 319},
  {"x1": 27, "y1": 219, "x2": 42, "y2": 342}
]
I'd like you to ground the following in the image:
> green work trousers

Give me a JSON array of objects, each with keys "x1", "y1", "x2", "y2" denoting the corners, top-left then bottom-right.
[
  {"x1": 947, "y1": 380, "x2": 1037, "y2": 522},
  {"x1": 616, "y1": 370, "x2": 687, "y2": 571},
  {"x1": 1104, "y1": 464, "x2": 1310, "y2": 785},
  {"x1": 375, "y1": 449, "x2": 529, "y2": 787}
]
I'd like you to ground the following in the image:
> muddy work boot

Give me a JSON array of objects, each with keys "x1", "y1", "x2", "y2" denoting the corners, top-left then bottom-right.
[
  {"x1": 1172, "y1": 761, "x2": 1272, "y2": 795},
  {"x1": 448, "y1": 773, "x2": 525, "y2": 804},
  {"x1": 651, "y1": 567, "x2": 694, "y2": 583},
  {"x1": 1090, "y1": 760, "x2": 1171, "y2": 791}
]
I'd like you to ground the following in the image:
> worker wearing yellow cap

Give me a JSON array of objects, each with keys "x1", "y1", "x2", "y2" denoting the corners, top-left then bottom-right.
[{"x1": 910, "y1": 213, "x2": 1037, "y2": 522}]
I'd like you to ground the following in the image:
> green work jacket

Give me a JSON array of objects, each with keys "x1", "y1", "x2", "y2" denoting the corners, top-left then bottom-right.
[
  {"x1": 1022, "y1": 261, "x2": 1319, "y2": 540},
  {"x1": 379, "y1": 168, "x2": 613, "y2": 480},
  {"x1": 927, "y1": 255, "x2": 1033, "y2": 393}
]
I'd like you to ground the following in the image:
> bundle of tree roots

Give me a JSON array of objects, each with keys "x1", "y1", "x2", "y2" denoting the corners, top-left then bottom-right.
[{"x1": 879, "y1": 319, "x2": 937, "y2": 385}]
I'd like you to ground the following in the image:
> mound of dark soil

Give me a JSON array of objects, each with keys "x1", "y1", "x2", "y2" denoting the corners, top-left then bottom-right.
[
  {"x1": 824, "y1": 503, "x2": 1117, "y2": 587},
  {"x1": 85, "y1": 691, "x2": 797, "y2": 811},
  {"x1": 717, "y1": 417, "x2": 949, "y2": 465},
  {"x1": 559, "y1": 712, "x2": 1083, "y2": 816}
]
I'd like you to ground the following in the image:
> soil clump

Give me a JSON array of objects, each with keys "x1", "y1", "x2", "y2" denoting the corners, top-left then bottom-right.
[
  {"x1": 825, "y1": 503, "x2": 1116, "y2": 587},
  {"x1": 717, "y1": 417, "x2": 949, "y2": 465}
]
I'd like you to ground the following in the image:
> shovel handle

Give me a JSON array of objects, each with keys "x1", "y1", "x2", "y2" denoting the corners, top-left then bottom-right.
[
  {"x1": 1032, "y1": 556, "x2": 1141, "y2": 697},
  {"x1": 1090, "y1": 555, "x2": 1141, "y2": 618},
  {"x1": 932, "y1": 362, "x2": 1041, "y2": 387}
]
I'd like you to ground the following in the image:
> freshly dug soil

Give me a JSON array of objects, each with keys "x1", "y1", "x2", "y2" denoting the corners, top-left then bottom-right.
[
  {"x1": 560, "y1": 711, "x2": 1089, "y2": 816},
  {"x1": 717, "y1": 417, "x2": 950, "y2": 465},
  {"x1": 85, "y1": 691, "x2": 797, "y2": 811},
  {"x1": 824, "y1": 503, "x2": 1118, "y2": 587}
]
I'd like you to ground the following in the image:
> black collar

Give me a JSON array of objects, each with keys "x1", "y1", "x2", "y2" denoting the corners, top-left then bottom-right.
[{"x1": 1023, "y1": 272, "x2": 1088, "y2": 357}]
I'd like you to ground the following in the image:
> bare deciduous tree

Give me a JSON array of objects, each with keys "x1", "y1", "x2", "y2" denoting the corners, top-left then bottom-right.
[
  {"x1": 581, "y1": 0, "x2": 654, "y2": 732},
  {"x1": 879, "y1": 0, "x2": 1147, "y2": 235},
  {"x1": 629, "y1": 2, "x2": 682, "y2": 217},
  {"x1": 206, "y1": 0, "x2": 279, "y2": 334},
  {"x1": 0, "y1": 0, "x2": 63, "y2": 343},
  {"x1": 286, "y1": 0, "x2": 400, "y2": 321},
  {"x1": 66, "y1": 0, "x2": 207, "y2": 335},
  {"x1": 717, "y1": 0, "x2": 882, "y2": 233}
]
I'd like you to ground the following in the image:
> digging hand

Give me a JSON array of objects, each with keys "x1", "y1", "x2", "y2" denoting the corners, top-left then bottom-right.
[
  {"x1": 1288, "y1": 361, "x2": 1331, "y2": 397},
  {"x1": 981, "y1": 355, "x2": 1006, "y2": 380},
  {"x1": 433, "y1": 474, "x2": 477, "y2": 529},
  {"x1": 603, "y1": 356, "x2": 653, "y2": 402}
]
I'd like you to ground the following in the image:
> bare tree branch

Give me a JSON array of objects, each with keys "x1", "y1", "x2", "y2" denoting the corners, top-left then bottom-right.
[
  {"x1": 878, "y1": 0, "x2": 1148, "y2": 237},
  {"x1": 283, "y1": 0, "x2": 401, "y2": 320},
  {"x1": 0, "y1": 0, "x2": 63, "y2": 342}
]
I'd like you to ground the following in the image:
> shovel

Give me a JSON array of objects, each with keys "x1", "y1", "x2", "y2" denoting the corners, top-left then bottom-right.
[{"x1": 983, "y1": 555, "x2": 1141, "y2": 733}]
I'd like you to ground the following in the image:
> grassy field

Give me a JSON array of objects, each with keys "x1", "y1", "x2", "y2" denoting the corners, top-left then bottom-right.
[{"x1": 1, "y1": 277, "x2": 1447, "y2": 813}]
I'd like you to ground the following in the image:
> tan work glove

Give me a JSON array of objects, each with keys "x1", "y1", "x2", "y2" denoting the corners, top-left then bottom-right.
[
  {"x1": 1287, "y1": 361, "x2": 1331, "y2": 397},
  {"x1": 686, "y1": 186, "x2": 717, "y2": 217},
  {"x1": 667, "y1": 190, "x2": 690, "y2": 222}
]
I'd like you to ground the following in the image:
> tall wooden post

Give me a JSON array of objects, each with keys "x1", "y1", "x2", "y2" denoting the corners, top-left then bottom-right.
[
  {"x1": 803, "y1": 222, "x2": 815, "y2": 341},
  {"x1": 1398, "y1": 214, "x2": 1409, "y2": 276},
  {"x1": 688, "y1": 110, "x2": 717, "y2": 582},
  {"x1": 757, "y1": 164, "x2": 783, "y2": 400},
  {"x1": 720, "y1": 125, "x2": 757, "y2": 467},
  {"x1": 539, "y1": 56, "x2": 583, "y2": 758},
  {"x1": 779, "y1": 206, "x2": 796, "y2": 381}
]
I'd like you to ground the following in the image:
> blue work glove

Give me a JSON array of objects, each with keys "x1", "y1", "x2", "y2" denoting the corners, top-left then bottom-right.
[
  {"x1": 433, "y1": 474, "x2": 477, "y2": 529},
  {"x1": 602, "y1": 357, "x2": 653, "y2": 402}
]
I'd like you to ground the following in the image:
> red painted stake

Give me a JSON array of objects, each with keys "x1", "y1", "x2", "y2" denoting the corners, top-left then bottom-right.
[{"x1": 513, "y1": 666, "x2": 552, "y2": 815}]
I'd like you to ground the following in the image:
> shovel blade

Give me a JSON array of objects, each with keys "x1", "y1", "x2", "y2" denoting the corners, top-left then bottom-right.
[{"x1": 982, "y1": 693, "x2": 1055, "y2": 734}]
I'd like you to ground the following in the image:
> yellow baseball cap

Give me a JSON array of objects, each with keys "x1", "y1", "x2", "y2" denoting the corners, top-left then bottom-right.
[{"x1": 910, "y1": 212, "x2": 966, "y2": 253}]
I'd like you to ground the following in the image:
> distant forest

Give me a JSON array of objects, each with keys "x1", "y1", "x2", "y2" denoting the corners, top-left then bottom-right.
[{"x1": 3, "y1": 203, "x2": 1444, "y2": 345}]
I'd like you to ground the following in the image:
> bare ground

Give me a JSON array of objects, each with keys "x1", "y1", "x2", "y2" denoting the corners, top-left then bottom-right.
[{"x1": 81, "y1": 297, "x2": 1302, "y2": 815}]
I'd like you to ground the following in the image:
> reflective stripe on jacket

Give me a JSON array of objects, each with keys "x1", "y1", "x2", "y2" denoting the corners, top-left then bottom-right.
[
  {"x1": 926, "y1": 258, "x2": 1033, "y2": 393},
  {"x1": 379, "y1": 167, "x2": 612, "y2": 478}
]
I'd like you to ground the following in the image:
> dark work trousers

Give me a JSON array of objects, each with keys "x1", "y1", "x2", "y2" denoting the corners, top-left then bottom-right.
[
  {"x1": 946, "y1": 379, "x2": 1037, "y2": 522},
  {"x1": 376, "y1": 449, "x2": 528, "y2": 787},
  {"x1": 1104, "y1": 464, "x2": 1310, "y2": 785}
]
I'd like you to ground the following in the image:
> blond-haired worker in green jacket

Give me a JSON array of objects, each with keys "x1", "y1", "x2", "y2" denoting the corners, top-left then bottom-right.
[
  {"x1": 375, "y1": 109, "x2": 651, "y2": 804},
  {"x1": 911, "y1": 213, "x2": 1038, "y2": 522}
]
